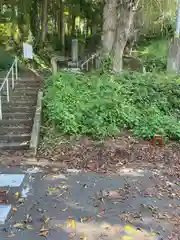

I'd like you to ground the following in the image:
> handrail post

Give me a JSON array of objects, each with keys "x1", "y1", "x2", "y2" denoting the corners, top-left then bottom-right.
[
  {"x1": 15, "y1": 56, "x2": 18, "y2": 80},
  {"x1": 6, "y1": 78, "x2": 9, "y2": 102},
  {"x1": 0, "y1": 95, "x2": 2, "y2": 120},
  {"x1": 12, "y1": 64, "x2": 14, "y2": 89},
  {"x1": 0, "y1": 57, "x2": 17, "y2": 120}
]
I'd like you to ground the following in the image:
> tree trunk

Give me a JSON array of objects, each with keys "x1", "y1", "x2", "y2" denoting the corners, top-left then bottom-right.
[
  {"x1": 17, "y1": 1, "x2": 29, "y2": 42},
  {"x1": 71, "y1": 15, "x2": 76, "y2": 37},
  {"x1": 57, "y1": 0, "x2": 65, "y2": 51},
  {"x1": 112, "y1": 0, "x2": 140, "y2": 73},
  {"x1": 29, "y1": 0, "x2": 39, "y2": 41},
  {"x1": 40, "y1": 0, "x2": 48, "y2": 47},
  {"x1": 86, "y1": 18, "x2": 89, "y2": 36},
  {"x1": 102, "y1": 0, "x2": 117, "y2": 55}
]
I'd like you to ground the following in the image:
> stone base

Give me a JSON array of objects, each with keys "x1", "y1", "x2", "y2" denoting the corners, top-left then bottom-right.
[
  {"x1": 167, "y1": 37, "x2": 180, "y2": 73},
  {"x1": 63, "y1": 68, "x2": 81, "y2": 73},
  {"x1": 67, "y1": 61, "x2": 79, "y2": 68}
]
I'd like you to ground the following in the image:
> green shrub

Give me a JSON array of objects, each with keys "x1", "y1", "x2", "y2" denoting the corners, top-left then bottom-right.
[
  {"x1": 0, "y1": 47, "x2": 14, "y2": 70},
  {"x1": 43, "y1": 71, "x2": 180, "y2": 140},
  {"x1": 137, "y1": 39, "x2": 168, "y2": 72}
]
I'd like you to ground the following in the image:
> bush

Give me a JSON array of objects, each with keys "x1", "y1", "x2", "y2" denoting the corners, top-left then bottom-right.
[
  {"x1": 0, "y1": 47, "x2": 14, "y2": 70},
  {"x1": 43, "y1": 71, "x2": 180, "y2": 140},
  {"x1": 137, "y1": 39, "x2": 168, "y2": 72}
]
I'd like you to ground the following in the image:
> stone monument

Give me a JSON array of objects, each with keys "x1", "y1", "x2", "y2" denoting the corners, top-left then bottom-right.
[
  {"x1": 167, "y1": 37, "x2": 180, "y2": 73},
  {"x1": 68, "y1": 39, "x2": 80, "y2": 69},
  {"x1": 71, "y1": 39, "x2": 78, "y2": 62}
]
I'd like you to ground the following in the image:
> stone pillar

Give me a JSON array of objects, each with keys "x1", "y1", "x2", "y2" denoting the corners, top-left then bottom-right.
[
  {"x1": 167, "y1": 37, "x2": 180, "y2": 73},
  {"x1": 71, "y1": 39, "x2": 78, "y2": 62}
]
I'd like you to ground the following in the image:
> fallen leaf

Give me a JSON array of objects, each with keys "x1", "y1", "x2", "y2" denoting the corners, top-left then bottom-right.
[
  {"x1": 13, "y1": 223, "x2": 25, "y2": 229},
  {"x1": 40, "y1": 228, "x2": 49, "y2": 232},
  {"x1": 100, "y1": 209, "x2": 105, "y2": 215},
  {"x1": 39, "y1": 230, "x2": 49, "y2": 237},
  {"x1": 61, "y1": 207, "x2": 68, "y2": 212},
  {"x1": 124, "y1": 225, "x2": 137, "y2": 235},
  {"x1": 48, "y1": 187, "x2": 57, "y2": 191},
  {"x1": 37, "y1": 208, "x2": 44, "y2": 213},
  {"x1": 68, "y1": 232, "x2": 76, "y2": 239},
  {"x1": 80, "y1": 216, "x2": 92, "y2": 223},
  {"x1": 44, "y1": 217, "x2": 50, "y2": 223},
  {"x1": 7, "y1": 234, "x2": 16, "y2": 238},
  {"x1": 80, "y1": 233, "x2": 87, "y2": 240},
  {"x1": 24, "y1": 214, "x2": 32, "y2": 223},
  {"x1": 71, "y1": 219, "x2": 76, "y2": 229},
  {"x1": 26, "y1": 225, "x2": 33, "y2": 230},
  {"x1": 14, "y1": 192, "x2": 20, "y2": 199},
  {"x1": 18, "y1": 198, "x2": 24, "y2": 204}
]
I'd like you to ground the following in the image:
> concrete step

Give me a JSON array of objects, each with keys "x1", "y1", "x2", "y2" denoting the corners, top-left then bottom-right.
[
  {"x1": 2, "y1": 100, "x2": 37, "y2": 105},
  {"x1": 0, "y1": 141, "x2": 29, "y2": 150},
  {"x1": 14, "y1": 87, "x2": 39, "y2": 91},
  {"x1": 2, "y1": 95, "x2": 37, "y2": 101},
  {"x1": 0, "y1": 71, "x2": 39, "y2": 151},
  {"x1": 2, "y1": 112, "x2": 33, "y2": 120},
  {"x1": 0, "y1": 126, "x2": 31, "y2": 135},
  {"x1": 14, "y1": 89, "x2": 38, "y2": 94},
  {"x1": 15, "y1": 82, "x2": 40, "y2": 88},
  {"x1": 17, "y1": 79, "x2": 40, "y2": 83},
  {"x1": 0, "y1": 134, "x2": 31, "y2": 143},
  {"x1": 0, "y1": 119, "x2": 33, "y2": 126},
  {"x1": 2, "y1": 91, "x2": 38, "y2": 97},
  {"x1": 0, "y1": 81, "x2": 13, "y2": 87},
  {"x1": 18, "y1": 77, "x2": 38, "y2": 82},
  {"x1": 2, "y1": 106, "x2": 35, "y2": 113}
]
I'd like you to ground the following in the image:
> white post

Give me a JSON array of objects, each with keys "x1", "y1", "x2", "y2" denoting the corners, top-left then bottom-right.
[
  {"x1": 6, "y1": 78, "x2": 9, "y2": 102},
  {"x1": 176, "y1": 0, "x2": 180, "y2": 37},
  {"x1": 71, "y1": 39, "x2": 78, "y2": 62},
  {"x1": 12, "y1": 64, "x2": 14, "y2": 89},
  {"x1": 0, "y1": 95, "x2": 2, "y2": 120},
  {"x1": 15, "y1": 57, "x2": 18, "y2": 80}
]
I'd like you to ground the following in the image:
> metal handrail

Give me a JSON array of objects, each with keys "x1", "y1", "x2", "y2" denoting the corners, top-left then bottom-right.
[
  {"x1": 81, "y1": 51, "x2": 100, "y2": 71},
  {"x1": 0, "y1": 56, "x2": 18, "y2": 119}
]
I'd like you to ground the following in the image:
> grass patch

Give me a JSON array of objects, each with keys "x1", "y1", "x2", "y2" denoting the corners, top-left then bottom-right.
[{"x1": 43, "y1": 71, "x2": 180, "y2": 141}]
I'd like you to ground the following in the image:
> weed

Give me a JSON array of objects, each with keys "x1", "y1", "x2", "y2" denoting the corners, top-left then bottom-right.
[
  {"x1": 137, "y1": 39, "x2": 168, "y2": 72},
  {"x1": 43, "y1": 71, "x2": 180, "y2": 140}
]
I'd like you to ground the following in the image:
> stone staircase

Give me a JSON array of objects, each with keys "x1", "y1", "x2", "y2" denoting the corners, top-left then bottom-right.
[{"x1": 0, "y1": 71, "x2": 41, "y2": 150}]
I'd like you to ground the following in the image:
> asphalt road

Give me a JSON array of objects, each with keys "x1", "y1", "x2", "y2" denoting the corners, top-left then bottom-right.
[{"x1": 0, "y1": 166, "x2": 179, "y2": 240}]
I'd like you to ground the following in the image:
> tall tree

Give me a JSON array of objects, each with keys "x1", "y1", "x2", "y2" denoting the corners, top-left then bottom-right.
[
  {"x1": 102, "y1": 0, "x2": 117, "y2": 55},
  {"x1": 102, "y1": 0, "x2": 140, "y2": 73},
  {"x1": 40, "y1": 0, "x2": 48, "y2": 46}
]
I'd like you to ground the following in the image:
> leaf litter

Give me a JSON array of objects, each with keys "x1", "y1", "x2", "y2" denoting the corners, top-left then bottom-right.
[
  {"x1": 37, "y1": 135, "x2": 180, "y2": 237},
  {"x1": 0, "y1": 134, "x2": 179, "y2": 239}
]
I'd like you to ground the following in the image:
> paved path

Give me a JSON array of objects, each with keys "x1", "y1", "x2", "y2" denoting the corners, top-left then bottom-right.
[{"x1": 0, "y1": 166, "x2": 179, "y2": 239}]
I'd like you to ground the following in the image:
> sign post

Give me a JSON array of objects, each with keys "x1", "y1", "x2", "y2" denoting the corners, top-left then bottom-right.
[{"x1": 23, "y1": 43, "x2": 33, "y2": 59}]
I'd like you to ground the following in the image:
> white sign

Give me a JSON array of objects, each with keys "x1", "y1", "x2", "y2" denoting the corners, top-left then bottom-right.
[{"x1": 23, "y1": 43, "x2": 33, "y2": 59}]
